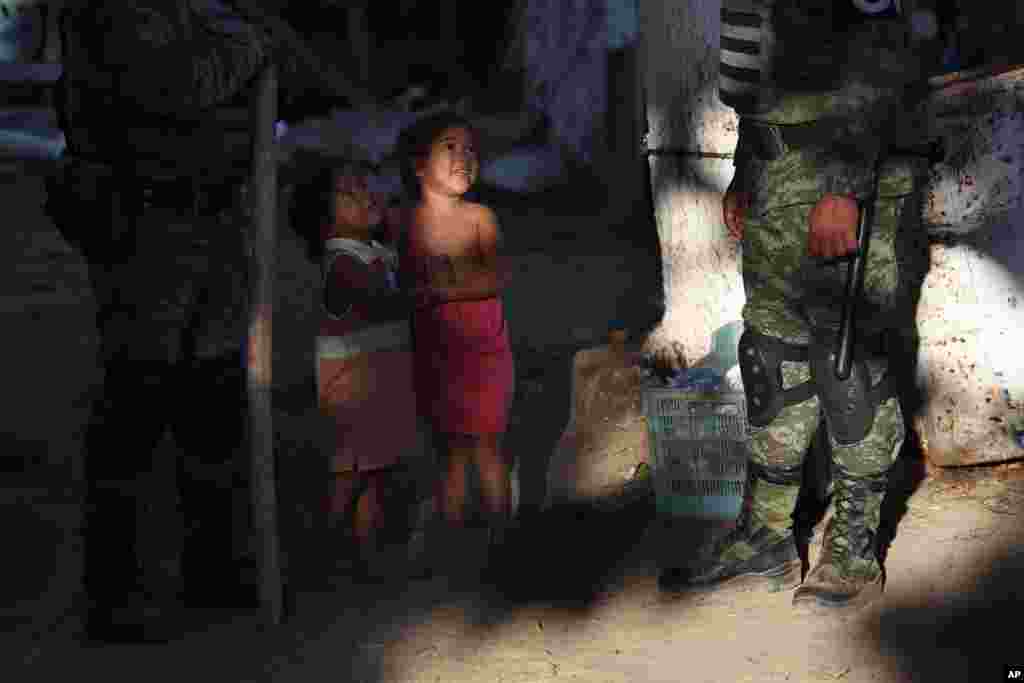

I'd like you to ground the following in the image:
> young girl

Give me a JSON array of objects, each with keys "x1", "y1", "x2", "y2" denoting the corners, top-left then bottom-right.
[
  {"x1": 397, "y1": 112, "x2": 515, "y2": 552},
  {"x1": 293, "y1": 160, "x2": 423, "y2": 577}
]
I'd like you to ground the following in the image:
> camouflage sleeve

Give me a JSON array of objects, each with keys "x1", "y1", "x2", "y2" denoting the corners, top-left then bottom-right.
[{"x1": 95, "y1": 0, "x2": 272, "y2": 117}]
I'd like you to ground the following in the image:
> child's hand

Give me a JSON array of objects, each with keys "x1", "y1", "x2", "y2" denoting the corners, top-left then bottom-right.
[{"x1": 427, "y1": 255, "x2": 457, "y2": 287}]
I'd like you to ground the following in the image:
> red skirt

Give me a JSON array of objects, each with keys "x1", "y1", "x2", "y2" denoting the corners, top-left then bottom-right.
[
  {"x1": 413, "y1": 298, "x2": 514, "y2": 435},
  {"x1": 318, "y1": 349, "x2": 422, "y2": 473}
]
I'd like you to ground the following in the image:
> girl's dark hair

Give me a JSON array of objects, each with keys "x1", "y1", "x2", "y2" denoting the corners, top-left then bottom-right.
[
  {"x1": 288, "y1": 158, "x2": 376, "y2": 263},
  {"x1": 396, "y1": 110, "x2": 478, "y2": 198}
]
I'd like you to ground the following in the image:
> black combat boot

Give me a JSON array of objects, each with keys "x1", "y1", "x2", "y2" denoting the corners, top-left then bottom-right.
[{"x1": 659, "y1": 463, "x2": 801, "y2": 592}]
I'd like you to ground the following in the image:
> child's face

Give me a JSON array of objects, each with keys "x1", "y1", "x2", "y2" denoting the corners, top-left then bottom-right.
[
  {"x1": 331, "y1": 173, "x2": 382, "y2": 232},
  {"x1": 415, "y1": 126, "x2": 478, "y2": 197}
]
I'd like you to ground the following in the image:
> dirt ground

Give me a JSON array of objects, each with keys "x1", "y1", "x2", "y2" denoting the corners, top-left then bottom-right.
[{"x1": 3, "y1": 158, "x2": 1024, "y2": 683}]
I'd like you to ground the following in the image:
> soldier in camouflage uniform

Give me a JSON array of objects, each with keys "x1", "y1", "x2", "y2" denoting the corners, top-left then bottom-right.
[
  {"x1": 659, "y1": 0, "x2": 945, "y2": 610},
  {"x1": 46, "y1": 0, "x2": 372, "y2": 642}
]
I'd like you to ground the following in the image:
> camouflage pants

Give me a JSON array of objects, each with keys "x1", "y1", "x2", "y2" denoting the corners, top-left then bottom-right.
[
  {"x1": 747, "y1": 356, "x2": 905, "y2": 479},
  {"x1": 738, "y1": 139, "x2": 925, "y2": 496}
]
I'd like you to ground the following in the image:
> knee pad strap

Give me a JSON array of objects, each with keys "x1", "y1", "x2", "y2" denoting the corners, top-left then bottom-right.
[{"x1": 739, "y1": 329, "x2": 816, "y2": 428}]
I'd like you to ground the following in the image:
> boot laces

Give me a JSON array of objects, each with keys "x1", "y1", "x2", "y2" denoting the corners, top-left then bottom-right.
[{"x1": 826, "y1": 479, "x2": 876, "y2": 568}]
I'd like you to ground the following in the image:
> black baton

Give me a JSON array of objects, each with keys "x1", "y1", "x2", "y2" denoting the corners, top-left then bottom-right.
[
  {"x1": 834, "y1": 138, "x2": 944, "y2": 380},
  {"x1": 834, "y1": 158, "x2": 881, "y2": 381}
]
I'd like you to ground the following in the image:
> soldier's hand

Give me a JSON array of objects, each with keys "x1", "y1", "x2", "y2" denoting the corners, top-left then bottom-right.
[
  {"x1": 723, "y1": 190, "x2": 750, "y2": 242},
  {"x1": 808, "y1": 193, "x2": 859, "y2": 259},
  {"x1": 642, "y1": 327, "x2": 689, "y2": 375}
]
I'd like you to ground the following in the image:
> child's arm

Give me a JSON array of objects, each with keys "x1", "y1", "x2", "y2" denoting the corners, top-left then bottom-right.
[{"x1": 428, "y1": 207, "x2": 511, "y2": 304}]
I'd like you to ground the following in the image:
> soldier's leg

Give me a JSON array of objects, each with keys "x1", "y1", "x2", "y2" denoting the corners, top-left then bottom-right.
[
  {"x1": 172, "y1": 217, "x2": 254, "y2": 607},
  {"x1": 82, "y1": 352, "x2": 182, "y2": 641},
  {"x1": 82, "y1": 360, "x2": 172, "y2": 596},
  {"x1": 83, "y1": 206, "x2": 200, "y2": 640},
  {"x1": 171, "y1": 350, "x2": 255, "y2": 607},
  {"x1": 794, "y1": 361, "x2": 904, "y2": 611},
  {"x1": 792, "y1": 184, "x2": 910, "y2": 610},
  {"x1": 660, "y1": 340, "x2": 818, "y2": 592}
]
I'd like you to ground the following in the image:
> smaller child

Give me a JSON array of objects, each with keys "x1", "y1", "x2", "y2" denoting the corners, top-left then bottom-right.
[{"x1": 292, "y1": 160, "x2": 423, "y2": 578}]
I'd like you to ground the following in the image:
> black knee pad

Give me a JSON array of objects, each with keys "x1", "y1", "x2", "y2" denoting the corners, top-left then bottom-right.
[
  {"x1": 808, "y1": 335, "x2": 890, "y2": 446},
  {"x1": 738, "y1": 330, "x2": 815, "y2": 428}
]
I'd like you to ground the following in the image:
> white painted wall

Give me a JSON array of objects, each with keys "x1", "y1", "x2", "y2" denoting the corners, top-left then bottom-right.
[
  {"x1": 638, "y1": 0, "x2": 744, "y2": 366},
  {"x1": 915, "y1": 68, "x2": 1024, "y2": 465}
]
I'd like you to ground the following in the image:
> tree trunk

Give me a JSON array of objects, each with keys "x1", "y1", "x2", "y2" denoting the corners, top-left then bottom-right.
[{"x1": 637, "y1": 0, "x2": 744, "y2": 368}]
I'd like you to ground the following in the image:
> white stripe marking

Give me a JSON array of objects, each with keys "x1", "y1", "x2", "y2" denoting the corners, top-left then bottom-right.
[
  {"x1": 721, "y1": 49, "x2": 763, "y2": 71},
  {"x1": 722, "y1": 0, "x2": 763, "y2": 13},
  {"x1": 317, "y1": 321, "x2": 411, "y2": 362},
  {"x1": 720, "y1": 74, "x2": 763, "y2": 96},
  {"x1": 722, "y1": 24, "x2": 761, "y2": 42}
]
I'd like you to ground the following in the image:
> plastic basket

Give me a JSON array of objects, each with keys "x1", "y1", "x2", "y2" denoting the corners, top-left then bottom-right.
[{"x1": 642, "y1": 388, "x2": 749, "y2": 520}]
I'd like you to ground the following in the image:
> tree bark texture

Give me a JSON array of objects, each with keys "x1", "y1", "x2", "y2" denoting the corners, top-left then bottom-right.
[{"x1": 637, "y1": 0, "x2": 744, "y2": 366}]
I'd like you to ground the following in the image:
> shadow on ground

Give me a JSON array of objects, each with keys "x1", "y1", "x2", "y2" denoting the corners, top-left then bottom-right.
[{"x1": 866, "y1": 477, "x2": 1024, "y2": 683}]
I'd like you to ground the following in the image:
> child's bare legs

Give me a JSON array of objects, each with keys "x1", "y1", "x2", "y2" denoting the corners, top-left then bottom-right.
[
  {"x1": 328, "y1": 471, "x2": 359, "y2": 532},
  {"x1": 474, "y1": 434, "x2": 510, "y2": 527},
  {"x1": 355, "y1": 472, "x2": 389, "y2": 543},
  {"x1": 437, "y1": 432, "x2": 509, "y2": 527},
  {"x1": 328, "y1": 470, "x2": 385, "y2": 544},
  {"x1": 437, "y1": 433, "x2": 473, "y2": 526}
]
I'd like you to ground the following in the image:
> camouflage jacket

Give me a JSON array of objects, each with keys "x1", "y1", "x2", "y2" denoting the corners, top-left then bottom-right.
[
  {"x1": 720, "y1": 0, "x2": 934, "y2": 175},
  {"x1": 719, "y1": 0, "x2": 937, "y2": 342}
]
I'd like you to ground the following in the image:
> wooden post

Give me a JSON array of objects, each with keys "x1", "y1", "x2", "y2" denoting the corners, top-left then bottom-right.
[{"x1": 248, "y1": 63, "x2": 283, "y2": 626}]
